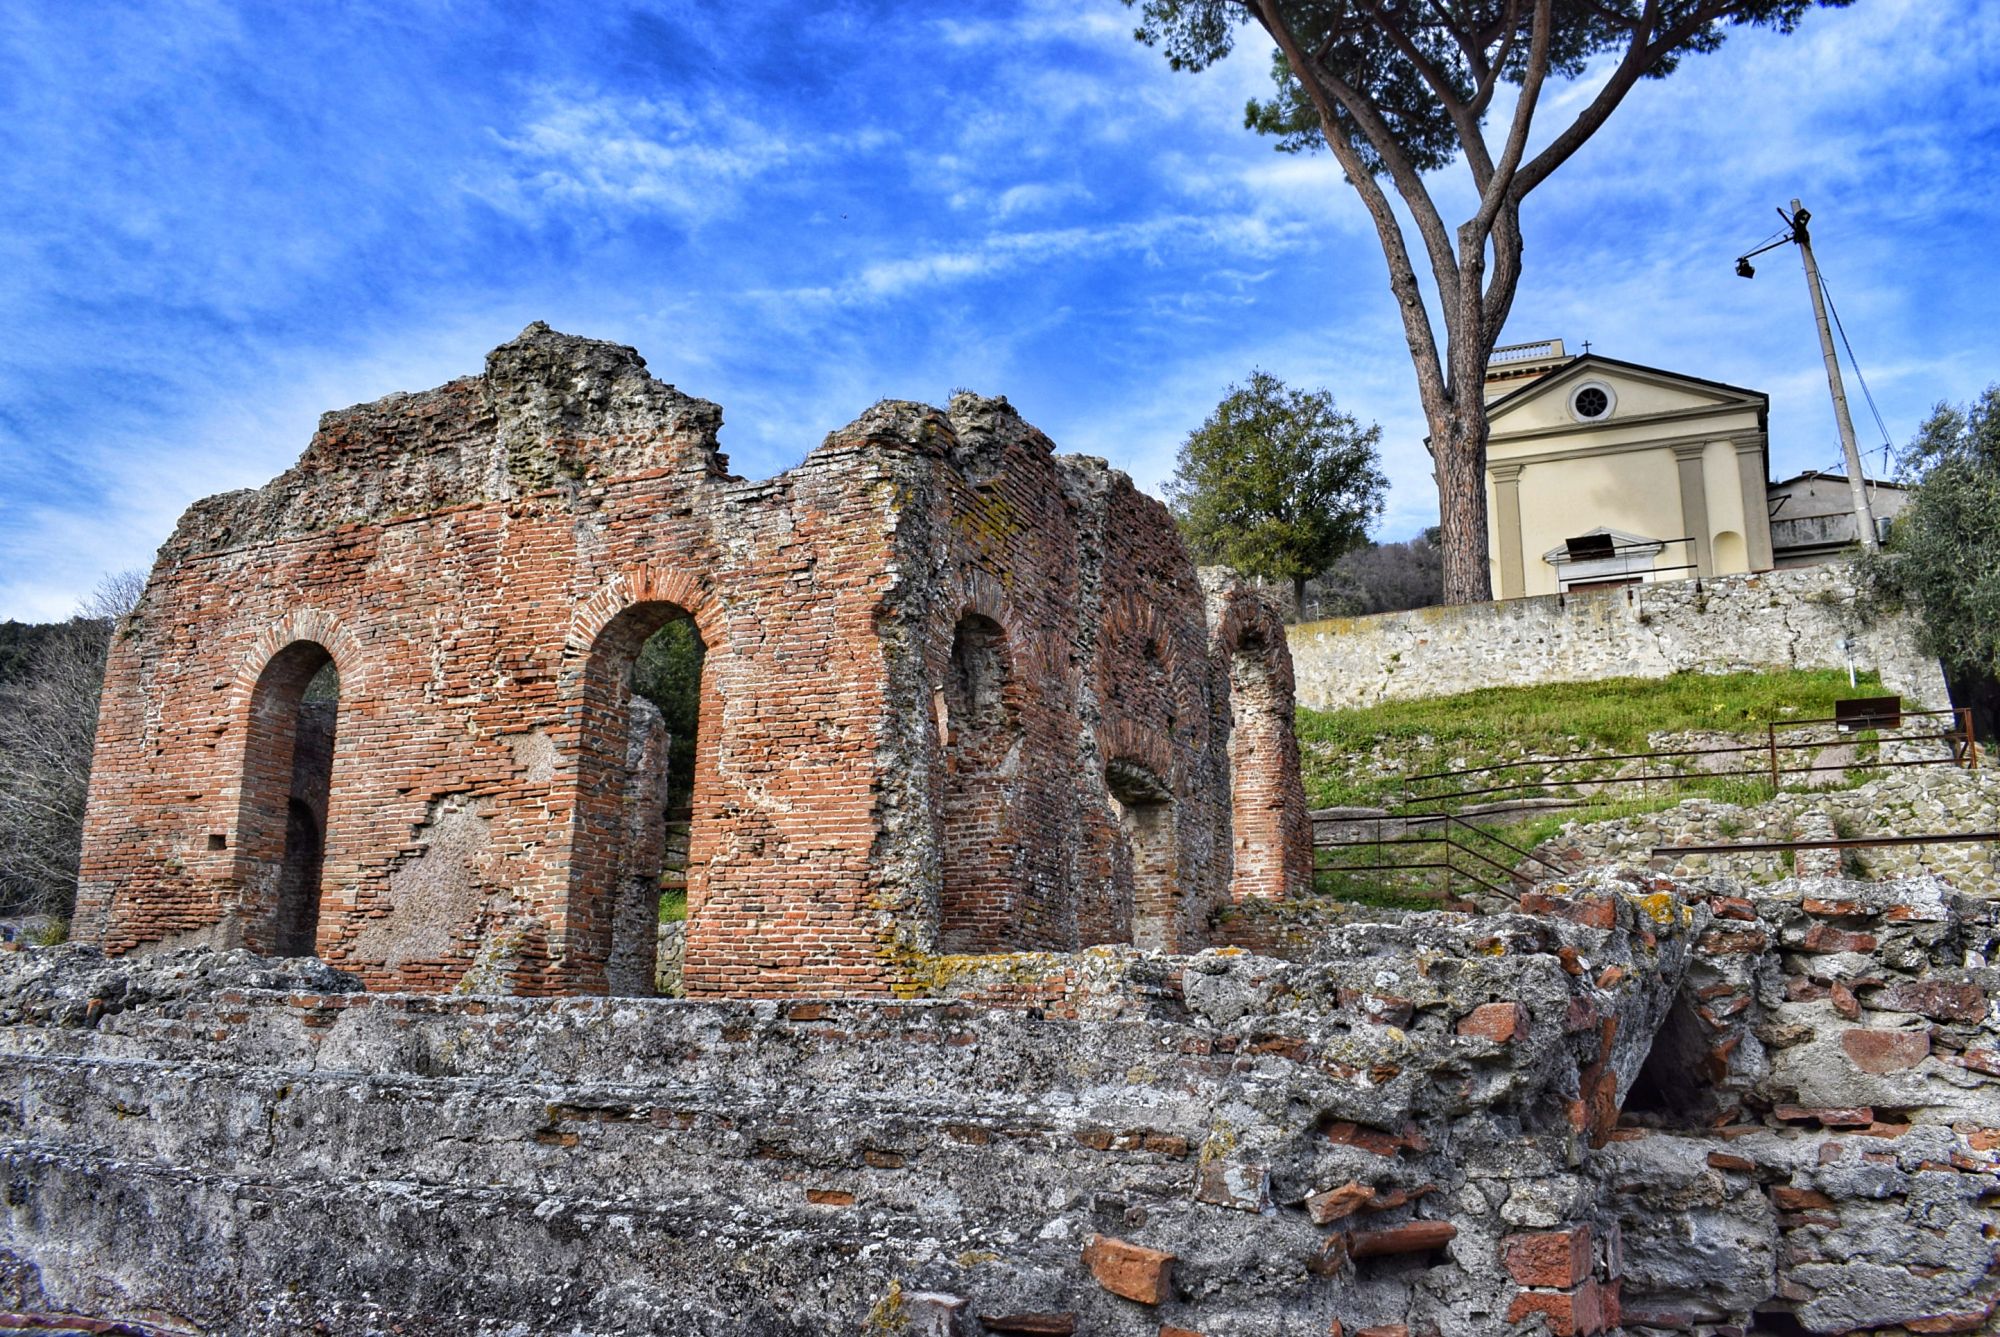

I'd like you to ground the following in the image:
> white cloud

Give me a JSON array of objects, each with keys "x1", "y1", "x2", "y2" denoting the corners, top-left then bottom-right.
[
  {"x1": 995, "y1": 181, "x2": 1093, "y2": 219},
  {"x1": 481, "y1": 87, "x2": 791, "y2": 220},
  {"x1": 780, "y1": 213, "x2": 1311, "y2": 306}
]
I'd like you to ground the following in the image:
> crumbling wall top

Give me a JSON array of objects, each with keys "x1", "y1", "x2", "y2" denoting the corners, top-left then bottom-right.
[{"x1": 163, "y1": 323, "x2": 729, "y2": 561}]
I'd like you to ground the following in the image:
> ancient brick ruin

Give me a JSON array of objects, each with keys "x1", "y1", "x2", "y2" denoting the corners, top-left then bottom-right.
[
  {"x1": 14, "y1": 326, "x2": 1997, "y2": 1336},
  {"x1": 71, "y1": 323, "x2": 1311, "y2": 997}
]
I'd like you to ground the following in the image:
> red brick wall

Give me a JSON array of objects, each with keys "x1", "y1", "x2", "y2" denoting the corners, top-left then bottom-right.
[
  {"x1": 76, "y1": 327, "x2": 1311, "y2": 996},
  {"x1": 1207, "y1": 574, "x2": 1315, "y2": 903}
]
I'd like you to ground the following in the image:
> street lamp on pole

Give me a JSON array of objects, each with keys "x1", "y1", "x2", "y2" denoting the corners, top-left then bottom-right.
[{"x1": 1734, "y1": 200, "x2": 1880, "y2": 551}]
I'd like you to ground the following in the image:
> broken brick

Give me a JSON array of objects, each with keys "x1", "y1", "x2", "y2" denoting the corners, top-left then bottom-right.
[
  {"x1": 1081, "y1": 1234, "x2": 1173, "y2": 1306},
  {"x1": 1840, "y1": 1027, "x2": 1930, "y2": 1074},
  {"x1": 1348, "y1": 1221, "x2": 1456, "y2": 1259},
  {"x1": 1305, "y1": 1181, "x2": 1377, "y2": 1225},
  {"x1": 1503, "y1": 1226, "x2": 1593, "y2": 1289},
  {"x1": 1869, "y1": 981, "x2": 1987, "y2": 1023},
  {"x1": 978, "y1": 1315, "x2": 1077, "y2": 1335},
  {"x1": 1456, "y1": 1002, "x2": 1528, "y2": 1044},
  {"x1": 1801, "y1": 923, "x2": 1878, "y2": 955},
  {"x1": 1505, "y1": 1278, "x2": 1616, "y2": 1336},
  {"x1": 1193, "y1": 1161, "x2": 1271, "y2": 1213}
]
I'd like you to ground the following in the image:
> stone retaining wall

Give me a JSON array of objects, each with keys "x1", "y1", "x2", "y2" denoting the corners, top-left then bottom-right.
[
  {"x1": 4, "y1": 867, "x2": 1998, "y2": 1336},
  {"x1": 1539, "y1": 764, "x2": 2000, "y2": 893},
  {"x1": 1288, "y1": 563, "x2": 1949, "y2": 713}
]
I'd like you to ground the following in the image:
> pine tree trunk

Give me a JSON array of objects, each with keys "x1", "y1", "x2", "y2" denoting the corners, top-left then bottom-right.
[{"x1": 1433, "y1": 407, "x2": 1493, "y2": 606}]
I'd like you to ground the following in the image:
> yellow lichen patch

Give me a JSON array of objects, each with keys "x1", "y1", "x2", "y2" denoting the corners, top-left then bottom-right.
[
  {"x1": 951, "y1": 491, "x2": 1023, "y2": 552},
  {"x1": 1630, "y1": 892, "x2": 1690, "y2": 926},
  {"x1": 861, "y1": 1279, "x2": 907, "y2": 1334},
  {"x1": 883, "y1": 942, "x2": 1066, "y2": 1000}
]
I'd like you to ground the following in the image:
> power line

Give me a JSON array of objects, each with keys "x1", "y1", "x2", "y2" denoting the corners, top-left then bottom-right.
[{"x1": 1814, "y1": 268, "x2": 1897, "y2": 473}]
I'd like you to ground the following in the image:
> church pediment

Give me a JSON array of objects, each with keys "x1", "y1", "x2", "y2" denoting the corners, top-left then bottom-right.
[{"x1": 1488, "y1": 355, "x2": 1766, "y2": 437}]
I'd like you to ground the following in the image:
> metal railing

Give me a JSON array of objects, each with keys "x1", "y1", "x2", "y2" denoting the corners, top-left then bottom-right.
[
  {"x1": 1652, "y1": 830, "x2": 2000, "y2": 858},
  {"x1": 1398, "y1": 707, "x2": 1978, "y2": 810},
  {"x1": 1315, "y1": 811, "x2": 1567, "y2": 904}
]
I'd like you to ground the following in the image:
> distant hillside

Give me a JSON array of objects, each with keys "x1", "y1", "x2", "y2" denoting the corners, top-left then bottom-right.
[{"x1": 0, "y1": 620, "x2": 67, "y2": 687}]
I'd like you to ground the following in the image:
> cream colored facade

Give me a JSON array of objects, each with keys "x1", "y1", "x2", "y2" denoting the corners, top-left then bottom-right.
[{"x1": 1481, "y1": 341, "x2": 1773, "y2": 599}]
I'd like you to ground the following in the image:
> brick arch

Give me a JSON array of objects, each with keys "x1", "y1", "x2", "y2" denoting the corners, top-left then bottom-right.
[
  {"x1": 1102, "y1": 590, "x2": 1185, "y2": 681},
  {"x1": 1208, "y1": 591, "x2": 1297, "y2": 695},
  {"x1": 226, "y1": 608, "x2": 367, "y2": 706},
  {"x1": 1095, "y1": 718, "x2": 1177, "y2": 795},
  {"x1": 1096, "y1": 589, "x2": 1199, "y2": 772},
  {"x1": 217, "y1": 609, "x2": 365, "y2": 955},
  {"x1": 563, "y1": 562, "x2": 726, "y2": 664},
  {"x1": 548, "y1": 563, "x2": 727, "y2": 995},
  {"x1": 941, "y1": 568, "x2": 1011, "y2": 630},
  {"x1": 935, "y1": 586, "x2": 1029, "y2": 953}
]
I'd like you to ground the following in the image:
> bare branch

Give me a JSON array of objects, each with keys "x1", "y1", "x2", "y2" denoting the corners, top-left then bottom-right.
[
  {"x1": 1466, "y1": 0, "x2": 1525, "y2": 118},
  {"x1": 1266, "y1": 21, "x2": 1468, "y2": 349},
  {"x1": 1245, "y1": 1, "x2": 1448, "y2": 398},
  {"x1": 1510, "y1": 0, "x2": 1666, "y2": 199},
  {"x1": 1577, "y1": 0, "x2": 1644, "y2": 26},
  {"x1": 1469, "y1": 0, "x2": 1551, "y2": 236}
]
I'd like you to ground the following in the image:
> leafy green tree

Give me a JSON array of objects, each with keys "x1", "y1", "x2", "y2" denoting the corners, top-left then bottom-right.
[
  {"x1": 1166, "y1": 370, "x2": 1385, "y2": 615},
  {"x1": 1126, "y1": 0, "x2": 1851, "y2": 604},
  {"x1": 1863, "y1": 387, "x2": 2000, "y2": 678},
  {"x1": 632, "y1": 617, "x2": 706, "y2": 812}
]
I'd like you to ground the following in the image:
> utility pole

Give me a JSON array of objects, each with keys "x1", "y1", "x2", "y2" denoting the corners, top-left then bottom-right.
[{"x1": 1788, "y1": 200, "x2": 1879, "y2": 550}]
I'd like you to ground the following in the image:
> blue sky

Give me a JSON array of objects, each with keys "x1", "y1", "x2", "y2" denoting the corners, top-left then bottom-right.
[{"x1": 2, "y1": 0, "x2": 1997, "y2": 619}]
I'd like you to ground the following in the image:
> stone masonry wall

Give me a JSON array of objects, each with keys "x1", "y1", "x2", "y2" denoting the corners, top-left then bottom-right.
[
  {"x1": 5, "y1": 868, "x2": 1998, "y2": 1335},
  {"x1": 1287, "y1": 564, "x2": 1950, "y2": 714},
  {"x1": 73, "y1": 325, "x2": 1309, "y2": 999},
  {"x1": 1538, "y1": 764, "x2": 2000, "y2": 893}
]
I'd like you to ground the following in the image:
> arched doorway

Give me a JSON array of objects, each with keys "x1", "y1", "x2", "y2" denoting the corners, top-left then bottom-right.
[
  {"x1": 937, "y1": 612, "x2": 1021, "y2": 952},
  {"x1": 574, "y1": 601, "x2": 708, "y2": 995},
  {"x1": 1105, "y1": 758, "x2": 1176, "y2": 950},
  {"x1": 238, "y1": 644, "x2": 339, "y2": 956}
]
